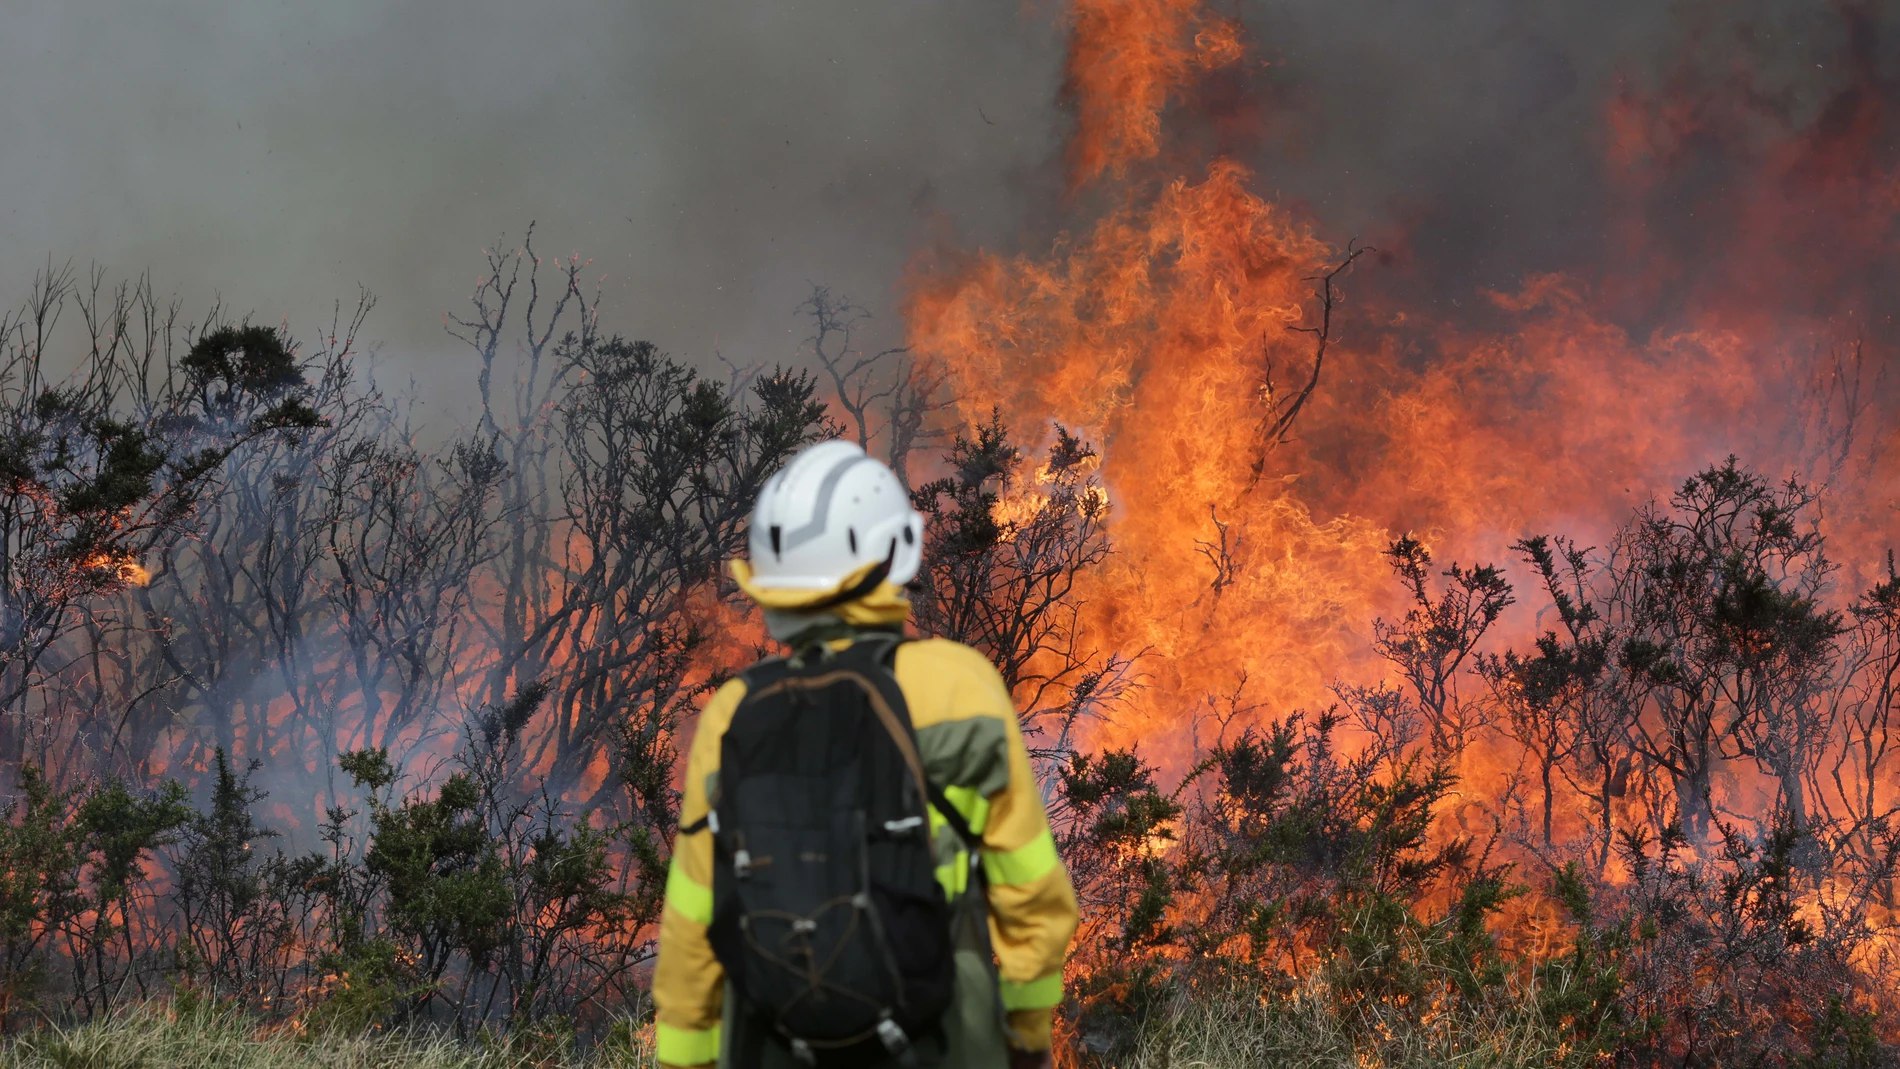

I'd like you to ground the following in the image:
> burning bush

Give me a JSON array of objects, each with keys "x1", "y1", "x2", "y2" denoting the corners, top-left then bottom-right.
[{"x1": 1043, "y1": 463, "x2": 1897, "y2": 1066}]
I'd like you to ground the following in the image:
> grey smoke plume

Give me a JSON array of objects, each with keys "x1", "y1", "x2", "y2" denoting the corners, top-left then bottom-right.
[
  {"x1": 4, "y1": 1, "x2": 1895, "y2": 418},
  {"x1": 0, "y1": 1, "x2": 1066, "y2": 417}
]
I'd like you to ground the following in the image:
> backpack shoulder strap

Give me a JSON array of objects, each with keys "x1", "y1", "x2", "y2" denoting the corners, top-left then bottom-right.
[
  {"x1": 737, "y1": 654, "x2": 792, "y2": 690},
  {"x1": 677, "y1": 659, "x2": 790, "y2": 836},
  {"x1": 847, "y1": 635, "x2": 984, "y2": 853},
  {"x1": 835, "y1": 630, "x2": 905, "y2": 670}
]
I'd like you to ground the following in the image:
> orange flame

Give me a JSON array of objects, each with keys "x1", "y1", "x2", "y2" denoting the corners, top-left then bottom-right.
[
  {"x1": 910, "y1": 0, "x2": 1900, "y2": 769},
  {"x1": 1063, "y1": 0, "x2": 1243, "y2": 186},
  {"x1": 84, "y1": 552, "x2": 151, "y2": 587}
]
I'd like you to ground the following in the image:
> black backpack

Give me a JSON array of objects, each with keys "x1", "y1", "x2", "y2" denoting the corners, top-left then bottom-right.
[{"x1": 697, "y1": 634, "x2": 976, "y2": 1067}]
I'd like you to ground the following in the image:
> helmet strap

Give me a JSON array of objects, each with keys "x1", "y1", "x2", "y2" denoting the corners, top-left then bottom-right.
[{"x1": 796, "y1": 546, "x2": 897, "y2": 613}]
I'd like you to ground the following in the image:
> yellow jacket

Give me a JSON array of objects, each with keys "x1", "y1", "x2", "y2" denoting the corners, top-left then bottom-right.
[{"x1": 651, "y1": 634, "x2": 1079, "y2": 1068}]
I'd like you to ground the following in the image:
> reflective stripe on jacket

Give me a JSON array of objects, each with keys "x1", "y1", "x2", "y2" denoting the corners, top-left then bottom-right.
[{"x1": 652, "y1": 636, "x2": 1079, "y2": 1069}]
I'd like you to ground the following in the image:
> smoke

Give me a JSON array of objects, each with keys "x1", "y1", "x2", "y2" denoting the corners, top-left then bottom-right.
[
  {"x1": 4, "y1": 1, "x2": 1893, "y2": 561},
  {"x1": 1223, "y1": 1, "x2": 1898, "y2": 300},
  {"x1": 8, "y1": 3, "x2": 1892, "y2": 380},
  {"x1": 0, "y1": 0, "x2": 1066, "y2": 417}
]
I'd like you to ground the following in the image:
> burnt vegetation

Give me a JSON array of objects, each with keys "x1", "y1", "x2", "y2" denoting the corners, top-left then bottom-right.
[{"x1": 0, "y1": 250, "x2": 1894, "y2": 1067}]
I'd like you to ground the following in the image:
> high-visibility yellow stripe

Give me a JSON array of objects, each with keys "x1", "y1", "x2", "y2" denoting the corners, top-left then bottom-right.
[
  {"x1": 655, "y1": 1021, "x2": 721, "y2": 1066},
  {"x1": 939, "y1": 784, "x2": 991, "y2": 836},
  {"x1": 927, "y1": 783, "x2": 991, "y2": 901},
  {"x1": 664, "y1": 859, "x2": 712, "y2": 927},
  {"x1": 999, "y1": 972, "x2": 1064, "y2": 1010},
  {"x1": 982, "y1": 828, "x2": 1060, "y2": 887},
  {"x1": 933, "y1": 856, "x2": 967, "y2": 899},
  {"x1": 928, "y1": 806, "x2": 970, "y2": 900}
]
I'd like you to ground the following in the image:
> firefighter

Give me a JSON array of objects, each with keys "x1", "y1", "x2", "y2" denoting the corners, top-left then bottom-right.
[{"x1": 652, "y1": 438, "x2": 1079, "y2": 1069}]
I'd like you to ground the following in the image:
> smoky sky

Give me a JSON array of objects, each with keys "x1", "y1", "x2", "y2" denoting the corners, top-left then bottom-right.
[
  {"x1": 3, "y1": 0, "x2": 1893, "y2": 427},
  {"x1": 0, "y1": 1, "x2": 1068, "y2": 418},
  {"x1": 1237, "y1": 0, "x2": 1900, "y2": 325}
]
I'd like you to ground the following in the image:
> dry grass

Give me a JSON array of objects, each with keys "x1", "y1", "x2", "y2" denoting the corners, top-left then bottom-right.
[
  {"x1": 0, "y1": 1003, "x2": 656, "y2": 1069},
  {"x1": 0, "y1": 984, "x2": 1595, "y2": 1069},
  {"x1": 1122, "y1": 974, "x2": 1593, "y2": 1069}
]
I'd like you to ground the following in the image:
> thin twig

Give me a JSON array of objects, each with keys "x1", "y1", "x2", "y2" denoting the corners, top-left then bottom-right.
[{"x1": 1249, "y1": 240, "x2": 1374, "y2": 488}]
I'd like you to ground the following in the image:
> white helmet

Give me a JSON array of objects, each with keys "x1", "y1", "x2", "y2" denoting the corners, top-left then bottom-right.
[{"x1": 744, "y1": 439, "x2": 925, "y2": 594}]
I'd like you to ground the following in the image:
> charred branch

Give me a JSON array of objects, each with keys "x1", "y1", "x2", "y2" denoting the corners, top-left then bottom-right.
[{"x1": 1249, "y1": 240, "x2": 1373, "y2": 488}]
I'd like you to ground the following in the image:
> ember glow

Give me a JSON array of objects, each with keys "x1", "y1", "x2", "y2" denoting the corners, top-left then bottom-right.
[{"x1": 88, "y1": 554, "x2": 151, "y2": 588}]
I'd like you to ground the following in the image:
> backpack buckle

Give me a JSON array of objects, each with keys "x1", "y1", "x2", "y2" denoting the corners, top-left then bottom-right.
[
  {"x1": 733, "y1": 848, "x2": 753, "y2": 878},
  {"x1": 875, "y1": 1018, "x2": 911, "y2": 1055}
]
